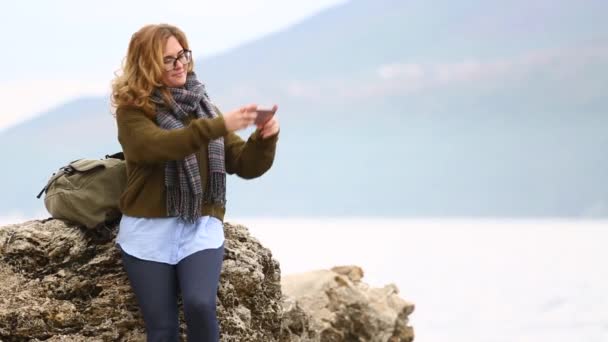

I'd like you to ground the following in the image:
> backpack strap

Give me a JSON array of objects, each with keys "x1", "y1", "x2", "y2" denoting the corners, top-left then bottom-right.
[
  {"x1": 36, "y1": 166, "x2": 74, "y2": 199},
  {"x1": 105, "y1": 152, "x2": 124, "y2": 160}
]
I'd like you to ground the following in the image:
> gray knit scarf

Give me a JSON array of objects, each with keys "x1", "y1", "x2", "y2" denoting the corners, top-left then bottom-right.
[{"x1": 150, "y1": 72, "x2": 226, "y2": 223}]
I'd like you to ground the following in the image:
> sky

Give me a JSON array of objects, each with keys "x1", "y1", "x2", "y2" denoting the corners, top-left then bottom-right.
[{"x1": 0, "y1": 0, "x2": 347, "y2": 132}]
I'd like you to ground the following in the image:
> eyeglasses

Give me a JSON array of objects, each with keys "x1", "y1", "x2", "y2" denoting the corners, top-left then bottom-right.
[{"x1": 163, "y1": 49, "x2": 192, "y2": 71}]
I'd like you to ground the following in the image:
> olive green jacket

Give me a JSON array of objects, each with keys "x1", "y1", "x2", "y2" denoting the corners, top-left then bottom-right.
[{"x1": 115, "y1": 106, "x2": 278, "y2": 222}]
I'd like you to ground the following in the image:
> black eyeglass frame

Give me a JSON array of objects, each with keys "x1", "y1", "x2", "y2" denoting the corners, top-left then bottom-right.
[{"x1": 163, "y1": 49, "x2": 192, "y2": 71}]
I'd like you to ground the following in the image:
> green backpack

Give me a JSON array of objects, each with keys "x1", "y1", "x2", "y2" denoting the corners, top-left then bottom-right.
[{"x1": 37, "y1": 152, "x2": 127, "y2": 229}]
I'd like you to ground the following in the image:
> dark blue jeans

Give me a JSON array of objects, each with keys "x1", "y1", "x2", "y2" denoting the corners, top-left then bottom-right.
[{"x1": 120, "y1": 244, "x2": 224, "y2": 342}]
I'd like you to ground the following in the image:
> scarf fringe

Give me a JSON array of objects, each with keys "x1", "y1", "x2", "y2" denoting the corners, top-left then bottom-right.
[
  {"x1": 167, "y1": 186, "x2": 204, "y2": 224},
  {"x1": 205, "y1": 172, "x2": 227, "y2": 206}
]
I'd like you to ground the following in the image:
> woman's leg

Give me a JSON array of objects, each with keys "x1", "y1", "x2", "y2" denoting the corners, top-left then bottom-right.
[
  {"x1": 176, "y1": 244, "x2": 225, "y2": 342},
  {"x1": 120, "y1": 247, "x2": 180, "y2": 342}
]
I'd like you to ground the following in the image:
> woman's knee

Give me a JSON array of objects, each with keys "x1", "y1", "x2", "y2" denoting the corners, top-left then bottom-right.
[
  {"x1": 183, "y1": 294, "x2": 217, "y2": 318},
  {"x1": 146, "y1": 326, "x2": 180, "y2": 342}
]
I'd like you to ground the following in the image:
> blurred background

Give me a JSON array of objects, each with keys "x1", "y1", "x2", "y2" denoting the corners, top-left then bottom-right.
[{"x1": 0, "y1": 0, "x2": 607, "y2": 341}]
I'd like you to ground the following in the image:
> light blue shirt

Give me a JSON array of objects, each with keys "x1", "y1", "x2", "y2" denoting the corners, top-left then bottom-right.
[{"x1": 116, "y1": 214, "x2": 225, "y2": 265}]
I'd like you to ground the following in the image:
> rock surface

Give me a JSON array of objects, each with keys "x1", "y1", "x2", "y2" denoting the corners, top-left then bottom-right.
[
  {"x1": 0, "y1": 219, "x2": 282, "y2": 341},
  {"x1": 0, "y1": 219, "x2": 414, "y2": 341},
  {"x1": 281, "y1": 266, "x2": 414, "y2": 342}
]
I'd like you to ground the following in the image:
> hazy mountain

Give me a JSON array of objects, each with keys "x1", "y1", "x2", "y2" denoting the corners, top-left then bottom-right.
[{"x1": 1, "y1": 0, "x2": 607, "y2": 218}]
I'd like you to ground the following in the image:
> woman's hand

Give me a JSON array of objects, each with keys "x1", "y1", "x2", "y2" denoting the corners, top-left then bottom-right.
[
  {"x1": 258, "y1": 115, "x2": 280, "y2": 139},
  {"x1": 223, "y1": 104, "x2": 258, "y2": 132}
]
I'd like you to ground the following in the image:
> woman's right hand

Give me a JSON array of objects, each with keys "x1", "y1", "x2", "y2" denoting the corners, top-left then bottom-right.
[{"x1": 223, "y1": 104, "x2": 258, "y2": 132}]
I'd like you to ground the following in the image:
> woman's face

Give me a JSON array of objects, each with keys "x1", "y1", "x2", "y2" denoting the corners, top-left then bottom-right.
[{"x1": 161, "y1": 36, "x2": 188, "y2": 87}]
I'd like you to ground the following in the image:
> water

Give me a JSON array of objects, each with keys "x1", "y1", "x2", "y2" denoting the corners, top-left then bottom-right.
[
  {"x1": 229, "y1": 217, "x2": 608, "y2": 342},
  {"x1": 2, "y1": 214, "x2": 606, "y2": 341}
]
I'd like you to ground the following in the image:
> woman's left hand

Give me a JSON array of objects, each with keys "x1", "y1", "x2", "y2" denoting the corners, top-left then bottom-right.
[{"x1": 258, "y1": 116, "x2": 280, "y2": 139}]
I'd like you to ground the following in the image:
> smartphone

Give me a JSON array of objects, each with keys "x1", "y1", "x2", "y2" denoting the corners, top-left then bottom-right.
[{"x1": 254, "y1": 106, "x2": 276, "y2": 125}]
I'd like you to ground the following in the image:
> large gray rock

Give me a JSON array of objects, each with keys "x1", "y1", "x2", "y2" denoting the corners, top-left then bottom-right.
[
  {"x1": 0, "y1": 219, "x2": 414, "y2": 341},
  {"x1": 0, "y1": 219, "x2": 283, "y2": 341}
]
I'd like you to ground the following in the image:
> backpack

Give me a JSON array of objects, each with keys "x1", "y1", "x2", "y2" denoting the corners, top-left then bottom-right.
[{"x1": 37, "y1": 152, "x2": 127, "y2": 229}]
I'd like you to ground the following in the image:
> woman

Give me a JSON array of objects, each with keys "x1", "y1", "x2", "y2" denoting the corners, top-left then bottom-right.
[{"x1": 111, "y1": 24, "x2": 279, "y2": 342}]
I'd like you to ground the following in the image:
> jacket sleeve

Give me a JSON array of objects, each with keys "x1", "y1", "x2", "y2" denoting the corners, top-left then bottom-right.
[
  {"x1": 116, "y1": 107, "x2": 227, "y2": 164},
  {"x1": 214, "y1": 106, "x2": 278, "y2": 179}
]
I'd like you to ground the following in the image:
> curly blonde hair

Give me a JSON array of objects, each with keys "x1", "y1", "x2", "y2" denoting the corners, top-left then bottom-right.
[{"x1": 111, "y1": 24, "x2": 194, "y2": 116}]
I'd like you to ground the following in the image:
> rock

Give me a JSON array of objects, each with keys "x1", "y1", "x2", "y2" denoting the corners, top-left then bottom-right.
[
  {"x1": 281, "y1": 266, "x2": 415, "y2": 342},
  {"x1": 0, "y1": 219, "x2": 414, "y2": 341},
  {"x1": 0, "y1": 219, "x2": 283, "y2": 341}
]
